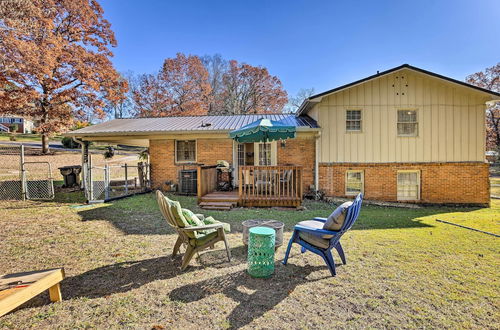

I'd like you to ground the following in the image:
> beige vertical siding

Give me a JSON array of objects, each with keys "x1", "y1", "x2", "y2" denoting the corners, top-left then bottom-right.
[{"x1": 315, "y1": 68, "x2": 488, "y2": 163}]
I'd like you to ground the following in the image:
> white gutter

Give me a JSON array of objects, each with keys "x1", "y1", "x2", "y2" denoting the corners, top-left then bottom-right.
[{"x1": 314, "y1": 132, "x2": 321, "y2": 192}]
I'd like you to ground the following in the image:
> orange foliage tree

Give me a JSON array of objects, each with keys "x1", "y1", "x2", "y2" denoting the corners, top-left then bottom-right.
[
  {"x1": 133, "y1": 53, "x2": 211, "y2": 117},
  {"x1": 218, "y1": 60, "x2": 288, "y2": 115},
  {"x1": 0, "y1": 0, "x2": 126, "y2": 153},
  {"x1": 466, "y1": 63, "x2": 500, "y2": 153},
  {"x1": 131, "y1": 53, "x2": 288, "y2": 117}
]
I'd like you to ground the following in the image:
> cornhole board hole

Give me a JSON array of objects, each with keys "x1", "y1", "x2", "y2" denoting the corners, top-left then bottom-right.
[{"x1": 0, "y1": 268, "x2": 65, "y2": 317}]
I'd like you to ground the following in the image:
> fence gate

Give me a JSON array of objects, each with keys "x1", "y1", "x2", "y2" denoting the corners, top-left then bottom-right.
[
  {"x1": 84, "y1": 158, "x2": 151, "y2": 203},
  {"x1": 0, "y1": 144, "x2": 54, "y2": 200}
]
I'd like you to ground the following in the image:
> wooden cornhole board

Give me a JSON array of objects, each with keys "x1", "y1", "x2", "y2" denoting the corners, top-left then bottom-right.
[{"x1": 0, "y1": 268, "x2": 65, "y2": 317}]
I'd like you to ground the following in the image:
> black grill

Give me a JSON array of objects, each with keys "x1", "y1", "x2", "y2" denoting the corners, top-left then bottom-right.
[{"x1": 179, "y1": 169, "x2": 197, "y2": 195}]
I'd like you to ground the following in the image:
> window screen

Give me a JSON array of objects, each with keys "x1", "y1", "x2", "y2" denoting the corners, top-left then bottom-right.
[
  {"x1": 346, "y1": 110, "x2": 362, "y2": 131},
  {"x1": 346, "y1": 171, "x2": 363, "y2": 195},
  {"x1": 397, "y1": 110, "x2": 418, "y2": 136},
  {"x1": 176, "y1": 140, "x2": 196, "y2": 162},
  {"x1": 397, "y1": 171, "x2": 420, "y2": 200}
]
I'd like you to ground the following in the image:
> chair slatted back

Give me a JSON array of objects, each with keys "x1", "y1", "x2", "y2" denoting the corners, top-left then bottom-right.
[
  {"x1": 328, "y1": 193, "x2": 363, "y2": 248},
  {"x1": 156, "y1": 190, "x2": 179, "y2": 228}
]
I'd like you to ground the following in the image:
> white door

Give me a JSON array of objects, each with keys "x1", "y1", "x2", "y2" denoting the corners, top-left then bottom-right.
[{"x1": 254, "y1": 141, "x2": 277, "y2": 166}]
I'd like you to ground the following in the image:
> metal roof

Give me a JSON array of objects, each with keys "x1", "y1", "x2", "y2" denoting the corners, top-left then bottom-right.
[{"x1": 66, "y1": 114, "x2": 319, "y2": 137}]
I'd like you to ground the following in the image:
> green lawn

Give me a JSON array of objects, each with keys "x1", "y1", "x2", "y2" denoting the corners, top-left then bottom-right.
[
  {"x1": 0, "y1": 133, "x2": 62, "y2": 142},
  {"x1": 0, "y1": 193, "x2": 498, "y2": 328}
]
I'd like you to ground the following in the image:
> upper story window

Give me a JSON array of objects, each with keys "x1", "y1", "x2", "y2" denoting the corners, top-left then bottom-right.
[
  {"x1": 397, "y1": 110, "x2": 418, "y2": 136},
  {"x1": 175, "y1": 140, "x2": 196, "y2": 163},
  {"x1": 346, "y1": 110, "x2": 362, "y2": 132}
]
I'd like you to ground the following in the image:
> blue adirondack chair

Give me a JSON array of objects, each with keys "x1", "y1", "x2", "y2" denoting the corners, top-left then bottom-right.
[{"x1": 282, "y1": 193, "x2": 363, "y2": 276}]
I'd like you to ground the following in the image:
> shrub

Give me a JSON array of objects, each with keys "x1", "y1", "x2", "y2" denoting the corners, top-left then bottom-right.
[
  {"x1": 61, "y1": 136, "x2": 79, "y2": 149},
  {"x1": 9, "y1": 135, "x2": 16, "y2": 141}
]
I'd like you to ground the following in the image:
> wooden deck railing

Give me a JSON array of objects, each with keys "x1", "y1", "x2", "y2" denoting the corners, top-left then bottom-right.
[
  {"x1": 197, "y1": 165, "x2": 218, "y2": 202},
  {"x1": 238, "y1": 165, "x2": 303, "y2": 207}
]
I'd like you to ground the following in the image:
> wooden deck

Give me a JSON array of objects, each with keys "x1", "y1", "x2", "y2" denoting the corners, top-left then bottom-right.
[{"x1": 197, "y1": 165, "x2": 303, "y2": 209}]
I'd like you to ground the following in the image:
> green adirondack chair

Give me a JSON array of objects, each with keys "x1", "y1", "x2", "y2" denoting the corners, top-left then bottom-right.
[{"x1": 156, "y1": 190, "x2": 231, "y2": 270}]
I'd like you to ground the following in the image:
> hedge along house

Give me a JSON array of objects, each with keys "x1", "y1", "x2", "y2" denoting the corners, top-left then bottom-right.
[{"x1": 67, "y1": 64, "x2": 500, "y2": 206}]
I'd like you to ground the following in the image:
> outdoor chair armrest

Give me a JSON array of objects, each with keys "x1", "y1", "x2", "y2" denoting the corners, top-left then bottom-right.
[
  {"x1": 182, "y1": 223, "x2": 224, "y2": 232},
  {"x1": 195, "y1": 213, "x2": 205, "y2": 220},
  {"x1": 313, "y1": 217, "x2": 327, "y2": 223},
  {"x1": 294, "y1": 224, "x2": 339, "y2": 237}
]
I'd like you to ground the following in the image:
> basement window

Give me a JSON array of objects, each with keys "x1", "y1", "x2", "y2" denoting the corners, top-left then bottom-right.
[
  {"x1": 346, "y1": 110, "x2": 362, "y2": 132},
  {"x1": 397, "y1": 110, "x2": 418, "y2": 136},
  {"x1": 346, "y1": 170, "x2": 364, "y2": 196},
  {"x1": 397, "y1": 171, "x2": 420, "y2": 201},
  {"x1": 175, "y1": 140, "x2": 196, "y2": 163}
]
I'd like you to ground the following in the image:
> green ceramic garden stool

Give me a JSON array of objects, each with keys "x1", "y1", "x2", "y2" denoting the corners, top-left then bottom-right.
[{"x1": 247, "y1": 226, "x2": 276, "y2": 278}]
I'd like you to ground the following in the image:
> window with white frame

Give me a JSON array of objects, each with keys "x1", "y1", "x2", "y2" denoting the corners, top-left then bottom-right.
[
  {"x1": 397, "y1": 171, "x2": 420, "y2": 200},
  {"x1": 346, "y1": 110, "x2": 362, "y2": 132},
  {"x1": 237, "y1": 143, "x2": 245, "y2": 167},
  {"x1": 397, "y1": 110, "x2": 418, "y2": 136},
  {"x1": 175, "y1": 140, "x2": 196, "y2": 163},
  {"x1": 258, "y1": 143, "x2": 271, "y2": 165},
  {"x1": 346, "y1": 170, "x2": 364, "y2": 195}
]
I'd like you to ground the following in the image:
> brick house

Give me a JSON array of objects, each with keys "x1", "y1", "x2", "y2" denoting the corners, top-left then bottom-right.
[{"x1": 67, "y1": 64, "x2": 500, "y2": 206}]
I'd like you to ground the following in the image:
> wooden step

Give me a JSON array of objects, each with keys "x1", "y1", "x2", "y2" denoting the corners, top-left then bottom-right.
[
  {"x1": 200, "y1": 199, "x2": 238, "y2": 206},
  {"x1": 199, "y1": 201, "x2": 234, "y2": 210},
  {"x1": 200, "y1": 196, "x2": 239, "y2": 203},
  {"x1": 200, "y1": 206, "x2": 232, "y2": 211}
]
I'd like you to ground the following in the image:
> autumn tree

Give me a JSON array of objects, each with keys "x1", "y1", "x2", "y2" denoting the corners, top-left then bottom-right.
[
  {"x1": 0, "y1": 0, "x2": 126, "y2": 153},
  {"x1": 466, "y1": 63, "x2": 500, "y2": 154},
  {"x1": 132, "y1": 73, "x2": 170, "y2": 117},
  {"x1": 131, "y1": 53, "x2": 287, "y2": 117},
  {"x1": 216, "y1": 60, "x2": 287, "y2": 115},
  {"x1": 133, "y1": 53, "x2": 211, "y2": 117}
]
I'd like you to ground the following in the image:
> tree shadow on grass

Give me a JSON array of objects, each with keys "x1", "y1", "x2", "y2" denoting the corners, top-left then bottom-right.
[
  {"x1": 62, "y1": 256, "x2": 194, "y2": 300},
  {"x1": 169, "y1": 262, "x2": 328, "y2": 329},
  {"x1": 77, "y1": 203, "x2": 172, "y2": 235},
  {"x1": 62, "y1": 245, "x2": 248, "y2": 300}
]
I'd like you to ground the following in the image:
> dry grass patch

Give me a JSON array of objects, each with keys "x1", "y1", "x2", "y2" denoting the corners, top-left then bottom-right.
[{"x1": 0, "y1": 194, "x2": 498, "y2": 329}]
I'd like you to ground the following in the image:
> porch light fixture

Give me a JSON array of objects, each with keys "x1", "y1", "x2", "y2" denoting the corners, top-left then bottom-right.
[{"x1": 280, "y1": 139, "x2": 286, "y2": 148}]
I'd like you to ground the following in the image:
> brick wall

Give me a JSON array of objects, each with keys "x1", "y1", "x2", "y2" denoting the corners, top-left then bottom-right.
[
  {"x1": 277, "y1": 137, "x2": 316, "y2": 189},
  {"x1": 149, "y1": 138, "x2": 233, "y2": 189},
  {"x1": 150, "y1": 137, "x2": 318, "y2": 191},
  {"x1": 319, "y1": 162, "x2": 490, "y2": 205}
]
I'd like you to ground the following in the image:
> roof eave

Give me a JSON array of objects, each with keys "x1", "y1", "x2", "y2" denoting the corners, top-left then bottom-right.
[
  {"x1": 65, "y1": 127, "x2": 320, "y2": 138},
  {"x1": 297, "y1": 64, "x2": 500, "y2": 115}
]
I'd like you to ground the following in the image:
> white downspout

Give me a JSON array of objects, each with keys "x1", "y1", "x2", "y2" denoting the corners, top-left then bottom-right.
[{"x1": 315, "y1": 132, "x2": 321, "y2": 192}]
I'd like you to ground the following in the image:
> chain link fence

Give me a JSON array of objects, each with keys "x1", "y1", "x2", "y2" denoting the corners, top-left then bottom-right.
[
  {"x1": 0, "y1": 145, "x2": 23, "y2": 200},
  {"x1": 85, "y1": 154, "x2": 150, "y2": 202},
  {"x1": 0, "y1": 144, "x2": 54, "y2": 200}
]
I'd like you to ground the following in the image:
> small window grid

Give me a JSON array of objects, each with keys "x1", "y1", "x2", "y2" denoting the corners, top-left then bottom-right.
[
  {"x1": 397, "y1": 171, "x2": 420, "y2": 200},
  {"x1": 397, "y1": 110, "x2": 418, "y2": 136},
  {"x1": 346, "y1": 110, "x2": 362, "y2": 131},
  {"x1": 175, "y1": 140, "x2": 196, "y2": 163}
]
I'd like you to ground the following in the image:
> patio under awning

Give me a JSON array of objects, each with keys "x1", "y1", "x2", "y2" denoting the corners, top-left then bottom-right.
[{"x1": 228, "y1": 118, "x2": 296, "y2": 143}]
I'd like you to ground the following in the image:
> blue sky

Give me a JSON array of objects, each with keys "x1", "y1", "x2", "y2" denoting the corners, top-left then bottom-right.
[{"x1": 100, "y1": 0, "x2": 500, "y2": 97}]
